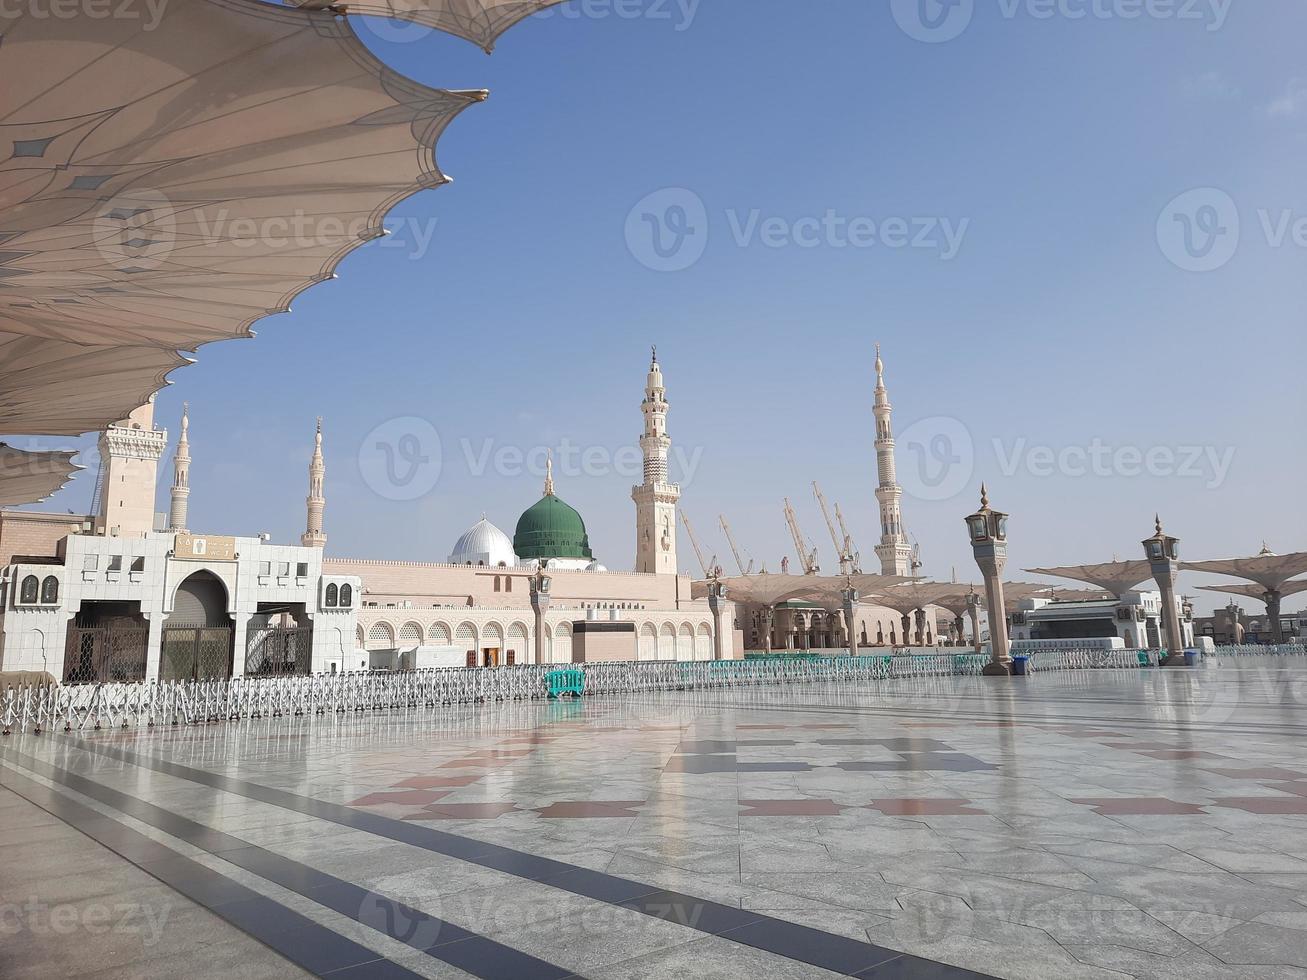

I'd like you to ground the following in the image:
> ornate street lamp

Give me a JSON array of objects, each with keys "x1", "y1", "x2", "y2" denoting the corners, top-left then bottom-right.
[
  {"x1": 706, "y1": 573, "x2": 728, "y2": 661},
  {"x1": 1142, "y1": 516, "x2": 1187, "y2": 666},
  {"x1": 529, "y1": 567, "x2": 552, "y2": 664},
  {"x1": 965, "y1": 484, "x2": 1012, "y2": 675},
  {"x1": 841, "y1": 577, "x2": 860, "y2": 658}
]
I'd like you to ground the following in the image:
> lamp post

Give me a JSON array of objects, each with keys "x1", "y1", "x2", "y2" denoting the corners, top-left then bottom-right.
[
  {"x1": 707, "y1": 575, "x2": 728, "y2": 661},
  {"x1": 842, "y1": 579, "x2": 860, "y2": 658},
  {"x1": 529, "y1": 567, "x2": 552, "y2": 665},
  {"x1": 967, "y1": 587, "x2": 982, "y2": 654},
  {"x1": 965, "y1": 485, "x2": 1011, "y2": 675},
  {"x1": 1142, "y1": 516, "x2": 1187, "y2": 666}
]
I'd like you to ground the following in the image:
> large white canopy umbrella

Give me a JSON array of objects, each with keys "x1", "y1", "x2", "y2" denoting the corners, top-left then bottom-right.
[{"x1": 0, "y1": 444, "x2": 82, "y2": 506}]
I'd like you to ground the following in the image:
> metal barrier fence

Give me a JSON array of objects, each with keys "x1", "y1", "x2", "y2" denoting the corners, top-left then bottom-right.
[{"x1": 0, "y1": 646, "x2": 1287, "y2": 735}]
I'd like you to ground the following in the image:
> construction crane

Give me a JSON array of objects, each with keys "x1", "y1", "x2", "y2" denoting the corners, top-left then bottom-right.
[
  {"x1": 718, "y1": 515, "x2": 754, "y2": 575},
  {"x1": 833, "y1": 502, "x2": 862, "y2": 573},
  {"x1": 783, "y1": 497, "x2": 820, "y2": 575},
  {"x1": 679, "y1": 512, "x2": 717, "y2": 578},
  {"x1": 812, "y1": 482, "x2": 854, "y2": 575}
]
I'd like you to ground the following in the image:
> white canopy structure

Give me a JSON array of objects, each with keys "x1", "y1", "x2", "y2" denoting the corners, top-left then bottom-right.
[
  {"x1": 1185, "y1": 548, "x2": 1307, "y2": 643},
  {"x1": 0, "y1": 444, "x2": 82, "y2": 506},
  {"x1": 1, "y1": 1, "x2": 498, "y2": 501},
  {"x1": 288, "y1": 0, "x2": 569, "y2": 51},
  {"x1": 1024, "y1": 560, "x2": 1155, "y2": 599}
]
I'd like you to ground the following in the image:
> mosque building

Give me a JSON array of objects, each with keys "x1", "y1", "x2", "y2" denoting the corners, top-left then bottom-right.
[{"x1": 0, "y1": 352, "x2": 726, "y2": 679}]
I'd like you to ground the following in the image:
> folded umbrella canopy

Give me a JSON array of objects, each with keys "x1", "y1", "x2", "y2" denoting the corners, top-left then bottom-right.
[{"x1": 0, "y1": 443, "x2": 81, "y2": 506}]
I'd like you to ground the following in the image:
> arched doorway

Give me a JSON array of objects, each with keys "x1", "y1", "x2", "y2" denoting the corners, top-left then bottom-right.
[{"x1": 161, "y1": 571, "x2": 234, "y2": 681}]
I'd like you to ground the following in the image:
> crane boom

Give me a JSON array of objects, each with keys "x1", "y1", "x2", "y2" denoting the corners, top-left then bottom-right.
[
  {"x1": 812, "y1": 482, "x2": 844, "y2": 556},
  {"x1": 719, "y1": 515, "x2": 753, "y2": 576},
  {"x1": 783, "y1": 498, "x2": 820, "y2": 575},
  {"x1": 680, "y1": 512, "x2": 713, "y2": 578},
  {"x1": 834, "y1": 502, "x2": 862, "y2": 574}
]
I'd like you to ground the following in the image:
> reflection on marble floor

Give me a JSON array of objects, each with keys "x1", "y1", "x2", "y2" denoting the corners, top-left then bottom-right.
[{"x1": 3, "y1": 656, "x2": 1307, "y2": 979}]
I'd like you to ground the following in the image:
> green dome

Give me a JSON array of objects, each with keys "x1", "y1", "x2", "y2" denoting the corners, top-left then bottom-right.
[{"x1": 513, "y1": 493, "x2": 593, "y2": 561}]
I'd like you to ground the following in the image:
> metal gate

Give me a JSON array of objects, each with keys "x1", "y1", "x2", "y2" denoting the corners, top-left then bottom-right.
[
  {"x1": 245, "y1": 626, "x2": 313, "y2": 677},
  {"x1": 62, "y1": 628, "x2": 149, "y2": 684},
  {"x1": 160, "y1": 626, "x2": 233, "y2": 681}
]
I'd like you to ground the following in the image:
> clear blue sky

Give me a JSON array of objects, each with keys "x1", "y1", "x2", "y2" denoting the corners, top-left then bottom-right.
[{"x1": 27, "y1": 0, "x2": 1307, "y2": 611}]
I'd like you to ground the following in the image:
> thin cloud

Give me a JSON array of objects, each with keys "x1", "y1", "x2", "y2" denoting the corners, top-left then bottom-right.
[{"x1": 1266, "y1": 78, "x2": 1307, "y2": 118}]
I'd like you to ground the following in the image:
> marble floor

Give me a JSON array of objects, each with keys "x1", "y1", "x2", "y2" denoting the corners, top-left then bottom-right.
[{"x1": 3, "y1": 657, "x2": 1307, "y2": 979}]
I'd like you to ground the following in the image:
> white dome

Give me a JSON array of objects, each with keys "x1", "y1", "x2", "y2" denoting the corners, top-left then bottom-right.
[{"x1": 449, "y1": 518, "x2": 517, "y2": 567}]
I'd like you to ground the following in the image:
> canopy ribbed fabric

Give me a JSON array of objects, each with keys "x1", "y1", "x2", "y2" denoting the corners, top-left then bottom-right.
[
  {"x1": 0, "y1": 444, "x2": 81, "y2": 505},
  {"x1": 1, "y1": 2, "x2": 484, "y2": 352},
  {"x1": 287, "y1": 0, "x2": 567, "y2": 51},
  {"x1": 1184, "y1": 553, "x2": 1307, "y2": 593},
  {"x1": 1194, "y1": 581, "x2": 1307, "y2": 602},
  {"x1": 0, "y1": 332, "x2": 187, "y2": 436},
  {"x1": 1024, "y1": 560, "x2": 1155, "y2": 598}
]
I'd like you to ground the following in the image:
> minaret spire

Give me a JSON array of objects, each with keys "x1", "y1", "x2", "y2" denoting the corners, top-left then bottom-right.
[
  {"x1": 632, "y1": 347, "x2": 680, "y2": 575},
  {"x1": 301, "y1": 417, "x2": 326, "y2": 549},
  {"x1": 168, "y1": 402, "x2": 191, "y2": 532},
  {"x1": 544, "y1": 451, "x2": 555, "y2": 496},
  {"x1": 872, "y1": 346, "x2": 913, "y2": 576}
]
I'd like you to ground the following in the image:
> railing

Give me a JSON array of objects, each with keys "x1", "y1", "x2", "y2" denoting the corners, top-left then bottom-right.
[
  {"x1": 1213, "y1": 643, "x2": 1306, "y2": 657},
  {"x1": 0, "y1": 645, "x2": 1296, "y2": 735}
]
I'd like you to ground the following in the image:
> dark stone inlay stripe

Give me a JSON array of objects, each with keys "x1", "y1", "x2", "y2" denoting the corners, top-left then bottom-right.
[
  {"x1": 0, "y1": 749, "x2": 576, "y2": 980},
  {"x1": 0, "y1": 764, "x2": 420, "y2": 980},
  {"x1": 73, "y1": 738, "x2": 995, "y2": 980}
]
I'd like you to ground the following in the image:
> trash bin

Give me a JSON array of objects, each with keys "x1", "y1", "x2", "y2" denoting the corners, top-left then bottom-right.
[
  {"x1": 1011, "y1": 655, "x2": 1029, "y2": 676},
  {"x1": 1183, "y1": 650, "x2": 1201, "y2": 667}
]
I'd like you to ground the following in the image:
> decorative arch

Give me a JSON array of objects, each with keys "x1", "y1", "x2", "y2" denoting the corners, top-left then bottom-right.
[
  {"x1": 40, "y1": 575, "x2": 59, "y2": 604},
  {"x1": 339, "y1": 583, "x2": 353, "y2": 607},
  {"x1": 324, "y1": 582, "x2": 338, "y2": 607},
  {"x1": 638, "y1": 622, "x2": 657, "y2": 661},
  {"x1": 356, "y1": 625, "x2": 366, "y2": 648},
  {"x1": 19, "y1": 575, "x2": 38, "y2": 604},
  {"x1": 398, "y1": 621, "x2": 423, "y2": 647},
  {"x1": 554, "y1": 621, "x2": 572, "y2": 664},
  {"x1": 455, "y1": 621, "x2": 477, "y2": 649},
  {"x1": 168, "y1": 570, "x2": 231, "y2": 627},
  {"x1": 428, "y1": 622, "x2": 452, "y2": 646},
  {"x1": 483, "y1": 621, "x2": 505, "y2": 646},
  {"x1": 366, "y1": 622, "x2": 395, "y2": 649},
  {"x1": 507, "y1": 622, "x2": 528, "y2": 661},
  {"x1": 694, "y1": 623, "x2": 712, "y2": 661},
  {"x1": 676, "y1": 623, "x2": 694, "y2": 661},
  {"x1": 543, "y1": 623, "x2": 553, "y2": 662},
  {"x1": 657, "y1": 623, "x2": 676, "y2": 661}
]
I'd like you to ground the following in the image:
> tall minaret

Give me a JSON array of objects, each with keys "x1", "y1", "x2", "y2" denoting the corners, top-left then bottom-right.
[
  {"x1": 872, "y1": 345, "x2": 913, "y2": 576},
  {"x1": 168, "y1": 403, "x2": 191, "y2": 532},
  {"x1": 631, "y1": 347, "x2": 680, "y2": 575},
  {"x1": 301, "y1": 417, "x2": 326, "y2": 549}
]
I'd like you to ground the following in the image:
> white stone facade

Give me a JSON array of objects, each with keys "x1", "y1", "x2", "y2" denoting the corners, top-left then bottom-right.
[{"x1": 0, "y1": 531, "x2": 357, "y2": 678}]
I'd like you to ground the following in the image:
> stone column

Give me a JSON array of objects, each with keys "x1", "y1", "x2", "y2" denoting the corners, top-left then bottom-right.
[
  {"x1": 707, "y1": 580, "x2": 727, "y2": 661},
  {"x1": 968, "y1": 595, "x2": 982, "y2": 654},
  {"x1": 842, "y1": 586, "x2": 859, "y2": 658}
]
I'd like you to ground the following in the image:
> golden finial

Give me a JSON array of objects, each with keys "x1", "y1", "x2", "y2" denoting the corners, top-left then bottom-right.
[
  {"x1": 544, "y1": 451, "x2": 555, "y2": 496},
  {"x1": 980, "y1": 483, "x2": 989, "y2": 509},
  {"x1": 1154, "y1": 514, "x2": 1163, "y2": 536}
]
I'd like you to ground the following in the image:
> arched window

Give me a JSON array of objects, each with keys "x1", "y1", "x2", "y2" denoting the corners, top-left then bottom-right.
[
  {"x1": 325, "y1": 582, "x2": 339, "y2": 607},
  {"x1": 505, "y1": 577, "x2": 512, "y2": 593},
  {"x1": 19, "y1": 575, "x2": 38, "y2": 604},
  {"x1": 339, "y1": 583, "x2": 353, "y2": 607},
  {"x1": 493, "y1": 576, "x2": 501, "y2": 592},
  {"x1": 41, "y1": 576, "x2": 59, "y2": 604}
]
